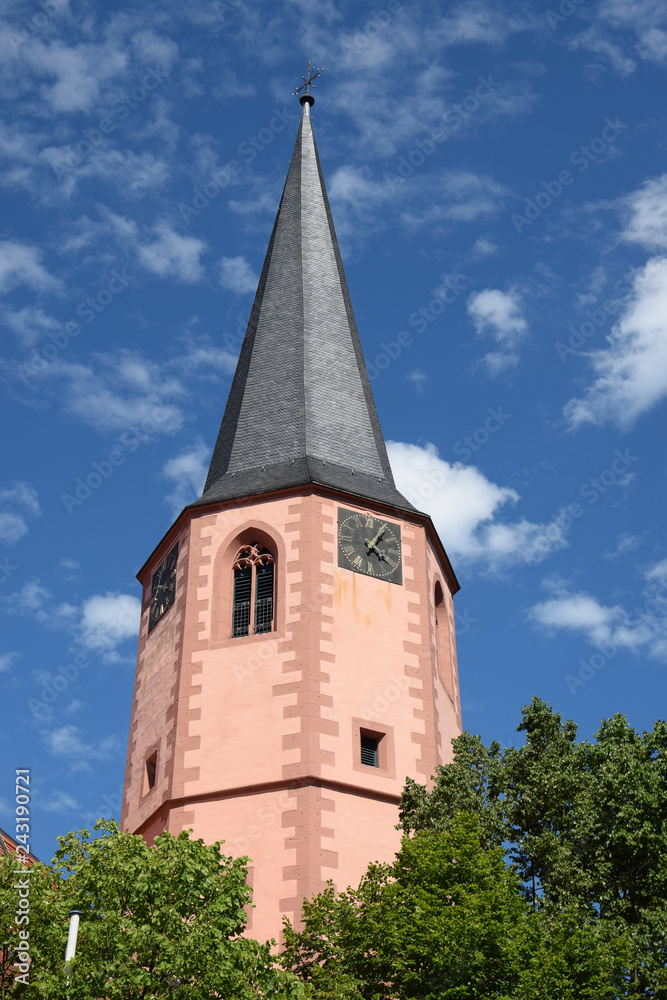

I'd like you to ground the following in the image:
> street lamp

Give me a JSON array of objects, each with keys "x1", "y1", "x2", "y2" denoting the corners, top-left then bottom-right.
[{"x1": 64, "y1": 910, "x2": 82, "y2": 992}]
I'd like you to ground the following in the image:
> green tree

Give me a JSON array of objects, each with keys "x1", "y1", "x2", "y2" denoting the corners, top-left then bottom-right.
[
  {"x1": 1, "y1": 820, "x2": 302, "y2": 999},
  {"x1": 283, "y1": 813, "x2": 625, "y2": 1000},
  {"x1": 399, "y1": 699, "x2": 667, "y2": 998}
]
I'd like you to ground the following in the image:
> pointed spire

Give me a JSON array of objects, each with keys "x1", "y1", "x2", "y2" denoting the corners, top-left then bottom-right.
[{"x1": 196, "y1": 97, "x2": 413, "y2": 513}]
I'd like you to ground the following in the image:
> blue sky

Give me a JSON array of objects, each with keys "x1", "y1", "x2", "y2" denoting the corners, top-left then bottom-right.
[{"x1": 1, "y1": 0, "x2": 667, "y2": 865}]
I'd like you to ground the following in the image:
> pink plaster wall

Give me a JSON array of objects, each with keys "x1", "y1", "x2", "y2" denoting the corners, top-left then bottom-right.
[{"x1": 122, "y1": 488, "x2": 461, "y2": 945}]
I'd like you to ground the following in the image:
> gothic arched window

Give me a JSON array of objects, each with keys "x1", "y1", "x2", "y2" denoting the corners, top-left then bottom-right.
[{"x1": 232, "y1": 544, "x2": 275, "y2": 638}]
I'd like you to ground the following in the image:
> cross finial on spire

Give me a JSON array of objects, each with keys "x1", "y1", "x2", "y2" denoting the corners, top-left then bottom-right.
[{"x1": 293, "y1": 59, "x2": 323, "y2": 108}]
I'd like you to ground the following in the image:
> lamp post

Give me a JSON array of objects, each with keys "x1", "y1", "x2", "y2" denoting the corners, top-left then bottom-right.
[{"x1": 64, "y1": 910, "x2": 82, "y2": 993}]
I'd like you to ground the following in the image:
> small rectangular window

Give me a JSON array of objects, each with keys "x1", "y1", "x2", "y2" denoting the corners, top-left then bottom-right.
[
  {"x1": 143, "y1": 751, "x2": 157, "y2": 795},
  {"x1": 360, "y1": 735, "x2": 379, "y2": 767}
]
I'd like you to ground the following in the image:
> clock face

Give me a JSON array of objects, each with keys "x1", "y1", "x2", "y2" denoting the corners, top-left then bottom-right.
[
  {"x1": 337, "y1": 508, "x2": 402, "y2": 585},
  {"x1": 148, "y1": 542, "x2": 179, "y2": 632}
]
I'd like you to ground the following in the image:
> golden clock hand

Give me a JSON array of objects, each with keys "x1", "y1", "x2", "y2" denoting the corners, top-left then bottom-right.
[{"x1": 365, "y1": 523, "x2": 388, "y2": 551}]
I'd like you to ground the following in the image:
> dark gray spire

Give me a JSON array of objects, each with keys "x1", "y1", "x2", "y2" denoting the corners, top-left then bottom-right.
[{"x1": 195, "y1": 101, "x2": 413, "y2": 512}]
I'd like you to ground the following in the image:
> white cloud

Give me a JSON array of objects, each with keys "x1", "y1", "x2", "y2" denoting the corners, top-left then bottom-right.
[
  {"x1": 0, "y1": 239, "x2": 61, "y2": 294},
  {"x1": 162, "y1": 439, "x2": 209, "y2": 516},
  {"x1": 467, "y1": 287, "x2": 528, "y2": 373},
  {"x1": 1, "y1": 306, "x2": 62, "y2": 347},
  {"x1": 2, "y1": 580, "x2": 78, "y2": 630},
  {"x1": 59, "y1": 558, "x2": 80, "y2": 580},
  {"x1": 387, "y1": 441, "x2": 568, "y2": 571},
  {"x1": 646, "y1": 557, "x2": 667, "y2": 584},
  {"x1": 0, "y1": 482, "x2": 41, "y2": 544},
  {"x1": 406, "y1": 369, "x2": 427, "y2": 393},
  {"x1": 176, "y1": 334, "x2": 237, "y2": 379},
  {"x1": 52, "y1": 148, "x2": 171, "y2": 201},
  {"x1": 563, "y1": 257, "x2": 667, "y2": 429},
  {"x1": 435, "y1": 1, "x2": 537, "y2": 45},
  {"x1": 622, "y1": 174, "x2": 667, "y2": 251},
  {"x1": 3, "y1": 582, "x2": 139, "y2": 659},
  {"x1": 43, "y1": 725, "x2": 86, "y2": 756},
  {"x1": 137, "y1": 222, "x2": 207, "y2": 283},
  {"x1": 4, "y1": 580, "x2": 52, "y2": 614},
  {"x1": 568, "y1": 26, "x2": 636, "y2": 75},
  {"x1": 472, "y1": 238, "x2": 497, "y2": 257},
  {"x1": 42, "y1": 791, "x2": 80, "y2": 814},
  {"x1": 102, "y1": 213, "x2": 206, "y2": 283},
  {"x1": 529, "y1": 592, "x2": 621, "y2": 644},
  {"x1": 219, "y1": 256, "x2": 258, "y2": 294},
  {"x1": 41, "y1": 725, "x2": 122, "y2": 761},
  {"x1": 23, "y1": 38, "x2": 129, "y2": 114},
  {"x1": 597, "y1": 0, "x2": 667, "y2": 66},
  {"x1": 130, "y1": 29, "x2": 179, "y2": 71},
  {"x1": 0, "y1": 652, "x2": 18, "y2": 673},
  {"x1": 605, "y1": 532, "x2": 649, "y2": 559},
  {"x1": 566, "y1": 0, "x2": 667, "y2": 73},
  {"x1": 528, "y1": 573, "x2": 667, "y2": 659},
  {"x1": 0, "y1": 514, "x2": 30, "y2": 545},
  {"x1": 329, "y1": 166, "x2": 507, "y2": 240},
  {"x1": 79, "y1": 593, "x2": 141, "y2": 653},
  {"x1": 36, "y1": 350, "x2": 184, "y2": 435},
  {"x1": 436, "y1": 172, "x2": 508, "y2": 223},
  {"x1": 399, "y1": 173, "x2": 508, "y2": 230}
]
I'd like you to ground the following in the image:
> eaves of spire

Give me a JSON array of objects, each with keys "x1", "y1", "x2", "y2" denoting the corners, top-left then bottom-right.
[{"x1": 194, "y1": 98, "x2": 414, "y2": 513}]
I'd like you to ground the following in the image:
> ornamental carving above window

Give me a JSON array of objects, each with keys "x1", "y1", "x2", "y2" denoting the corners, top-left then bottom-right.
[
  {"x1": 233, "y1": 545, "x2": 274, "y2": 571},
  {"x1": 232, "y1": 544, "x2": 275, "y2": 638}
]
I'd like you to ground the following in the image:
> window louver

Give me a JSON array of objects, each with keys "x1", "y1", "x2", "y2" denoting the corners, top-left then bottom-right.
[
  {"x1": 360, "y1": 735, "x2": 378, "y2": 767},
  {"x1": 232, "y1": 567, "x2": 252, "y2": 637},
  {"x1": 254, "y1": 562, "x2": 274, "y2": 634}
]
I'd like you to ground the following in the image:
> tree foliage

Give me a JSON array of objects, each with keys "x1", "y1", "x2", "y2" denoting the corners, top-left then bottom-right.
[
  {"x1": 398, "y1": 698, "x2": 667, "y2": 998},
  {"x1": 1, "y1": 819, "x2": 302, "y2": 999},
  {"x1": 282, "y1": 813, "x2": 625, "y2": 999},
  {"x1": 284, "y1": 699, "x2": 666, "y2": 998}
]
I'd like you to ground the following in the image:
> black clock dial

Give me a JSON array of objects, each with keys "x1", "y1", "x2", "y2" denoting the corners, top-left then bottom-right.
[
  {"x1": 148, "y1": 542, "x2": 179, "y2": 632},
  {"x1": 337, "y1": 508, "x2": 402, "y2": 585}
]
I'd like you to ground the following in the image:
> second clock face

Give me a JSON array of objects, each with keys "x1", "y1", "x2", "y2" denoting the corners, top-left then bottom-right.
[
  {"x1": 337, "y1": 508, "x2": 403, "y2": 585},
  {"x1": 148, "y1": 542, "x2": 179, "y2": 632}
]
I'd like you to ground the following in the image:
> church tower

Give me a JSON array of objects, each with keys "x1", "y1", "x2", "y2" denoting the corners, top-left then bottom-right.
[{"x1": 121, "y1": 89, "x2": 462, "y2": 944}]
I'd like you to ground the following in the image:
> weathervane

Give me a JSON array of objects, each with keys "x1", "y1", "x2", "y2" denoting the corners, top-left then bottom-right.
[{"x1": 293, "y1": 59, "x2": 323, "y2": 107}]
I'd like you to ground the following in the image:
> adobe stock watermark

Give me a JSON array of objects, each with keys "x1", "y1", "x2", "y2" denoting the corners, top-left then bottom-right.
[
  {"x1": 546, "y1": 0, "x2": 588, "y2": 30},
  {"x1": 178, "y1": 107, "x2": 300, "y2": 224},
  {"x1": 452, "y1": 407, "x2": 511, "y2": 462},
  {"x1": 358, "y1": 674, "x2": 410, "y2": 721},
  {"x1": 5, "y1": 0, "x2": 67, "y2": 54},
  {"x1": 1, "y1": 557, "x2": 19, "y2": 584},
  {"x1": 51, "y1": 66, "x2": 171, "y2": 182},
  {"x1": 224, "y1": 786, "x2": 299, "y2": 858},
  {"x1": 61, "y1": 399, "x2": 175, "y2": 514},
  {"x1": 340, "y1": 0, "x2": 402, "y2": 55},
  {"x1": 455, "y1": 608, "x2": 477, "y2": 636},
  {"x1": 233, "y1": 590, "x2": 331, "y2": 684},
  {"x1": 211, "y1": 0, "x2": 242, "y2": 24},
  {"x1": 28, "y1": 598, "x2": 138, "y2": 718},
  {"x1": 83, "y1": 783, "x2": 125, "y2": 826},
  {"x1": 17, "y1": 266, "x2": 134, "y2": 388},
  {"x1": 367, "y1": 276, "x2": 468, "y2": 380},
  {"x1": 13, "y1": 768, "x2": 32, "y2": 987},
  {"x1": 511, "y1": 117, "x2": 628, "y2": 234},
  {"x1": 385, "y1": 75, "x2": 500, "y2": 187},
  {"x1": 528, "y1": 448, "x2": 639, "y2": 561},
  {"x1": 554, "y1": 275, "x2": 632, "y2": 362},
  {"x1": 565, "y1": 585, "x2": 666, "y2": 695}
]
